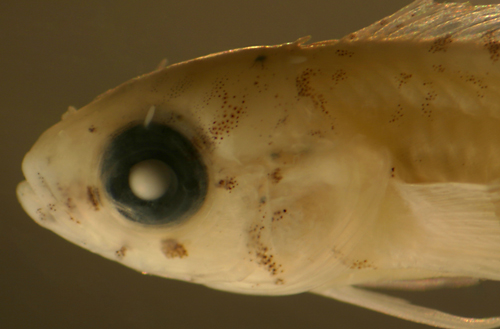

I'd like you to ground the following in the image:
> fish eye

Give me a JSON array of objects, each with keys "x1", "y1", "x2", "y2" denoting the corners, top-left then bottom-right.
[{"x1": 100, "y1": 122, "x2": 208, "y2": 225}]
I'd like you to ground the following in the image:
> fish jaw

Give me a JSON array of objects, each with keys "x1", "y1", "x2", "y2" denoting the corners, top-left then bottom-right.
[{"x1": 17, "y1": 180, "x2": 56, "y2": 226}]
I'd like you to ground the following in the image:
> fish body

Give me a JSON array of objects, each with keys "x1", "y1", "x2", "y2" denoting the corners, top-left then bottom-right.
[{"x1": 16, "y1": 1, "x2": 500, "y2": 328}]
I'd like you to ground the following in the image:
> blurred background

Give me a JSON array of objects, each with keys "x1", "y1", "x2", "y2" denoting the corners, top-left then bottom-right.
[{"x1": 2, "y1": 0, "x2": 500, "y2": 328}]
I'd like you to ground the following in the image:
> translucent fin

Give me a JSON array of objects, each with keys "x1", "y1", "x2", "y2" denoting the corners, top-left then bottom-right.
[
  {"x1": 156, "y1": 58, "x2": 168, "y2": 70},
  {"x1": 313, "y1": 286, "x2": 500, "y2": 329},
  {"x1": 345, "y1": 0, "x2": 500, "y2": 41},
  {"x1": 395, "y1": 182, "x2": 500, "y2": 280},
  {"x1": 359, "y1": 277, "x2": 480, "y2": 291}
]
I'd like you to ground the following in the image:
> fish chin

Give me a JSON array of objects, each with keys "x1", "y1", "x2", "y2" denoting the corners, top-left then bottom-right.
[{"x1": 16, "y1": 180, "x2": 56, "y2": 225}]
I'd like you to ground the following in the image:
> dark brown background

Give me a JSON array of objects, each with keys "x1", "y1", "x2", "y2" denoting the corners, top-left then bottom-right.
[{"x1": 2, "y1": 0, "x2": 500, "y2": 328}]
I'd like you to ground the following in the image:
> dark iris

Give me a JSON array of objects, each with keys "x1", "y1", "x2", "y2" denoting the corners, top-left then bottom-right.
[{"x1": 100, "y1": 122, "x2": 208, "y2": 225}]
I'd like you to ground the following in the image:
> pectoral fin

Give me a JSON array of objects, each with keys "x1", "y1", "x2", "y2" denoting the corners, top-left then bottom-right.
[{"x1": 312, "y1": 286, "x2": 500, "y2": 329}]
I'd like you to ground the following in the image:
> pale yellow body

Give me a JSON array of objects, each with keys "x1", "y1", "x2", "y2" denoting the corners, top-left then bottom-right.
[{"x1": 16, "y1": 1, "x2": 500, "y2": 328}]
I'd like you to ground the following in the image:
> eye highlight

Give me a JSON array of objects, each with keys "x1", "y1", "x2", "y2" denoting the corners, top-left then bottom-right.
[
  {"x1": 128, "y1": 159, "x2": 176, "y2": 201},
  {"x1": 100, "y1": 122, "x2": 208, "y2": 225}
]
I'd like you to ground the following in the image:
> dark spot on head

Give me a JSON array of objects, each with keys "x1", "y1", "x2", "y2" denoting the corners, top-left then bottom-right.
[
  {"x1": 88, "y1": 125, "x2": 96, "y2": 133},
  {"x1": 161, "y1": 239, "x2": 188, "y2": 259},
  {"x1": 87, "y1": 186, "x2": 101, "y2": 211},
  {"x1": 254, "y1": 55, "x2": 266, "y2": 63}
]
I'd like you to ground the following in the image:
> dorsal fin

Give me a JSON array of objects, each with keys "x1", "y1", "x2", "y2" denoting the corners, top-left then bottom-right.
[{"x1": 343, "y1": 0, "x2": 500, "y2": 41}]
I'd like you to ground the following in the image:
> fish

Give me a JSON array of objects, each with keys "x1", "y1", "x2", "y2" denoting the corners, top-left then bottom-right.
[{"x1": 16, "y1": 0, "x2": 500, "y2": 328}]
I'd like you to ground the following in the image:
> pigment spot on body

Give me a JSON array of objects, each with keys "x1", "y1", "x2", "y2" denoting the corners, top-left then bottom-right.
[
  {"x1": 36, "y1": 208, "x2": 47, "y2": 221},
  {"x1": 389, "y1": 104, "x2": 404, "y2": 124},
  {"x1": 350, "y1": 259, "x2": 377, "y2": 270},
  {"x1": 248, "y1": 225, "x2": 284, "y2": 277},
  {"x1": 253, "y1": 55, "x2": 267, "y2": 68},
  {"x1": 335, "y1": 49, "x2": 354, "y2": 57},
  {"x1": 217, "y1": 177, "x2": 238, "y2": 192},
  {"x1": 268, "y1": 168, "x2": 283, "y2": 183},
  {"x1": 296, "y1": 68, "x2": 328, "y2": 114},
  {"x1": 396, "y1": 73, "x2": 413, "y2": 88},
  {"x1": 162, "y1": 239, "x2": 188, "y2": 259},
  {"x1": 116, "y1": 246, "x2": 127, "y2": 258},
  {"x1": 87, "y1": 186, "x2": 101, "y2": 211},
  {"x1": 432, "y1": 64, "x2": 445, "y2": 73},
  {"x1": 483, "y1": 30, "x2": 500, "y2": 62},
  {"x1": 331, "y1": 69, "x2": 348, "y2": 85},
  {"x1": 169, "y1": 77, "x2": 193, "y2": 99},
  {"x1": 420, "y1": 82, "x2": 437, "y2": 118},
  {"x1": 203, "y1": 76, "x2": 247, "y2": 142},
  {"x1": 429, "y1": 35, "x2": 453, "y2": 53},
  {"x1": 271, "y1": 209, "x2": 287, "y2": 222},
  {"x1": 459, "y1": 73, "x2": 488, "y2": 98},
  {"x1": 88, "y1": 125, "x2": 96, "y2": 133}
]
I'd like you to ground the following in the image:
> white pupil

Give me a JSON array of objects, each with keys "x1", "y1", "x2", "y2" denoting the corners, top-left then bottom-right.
[{"x1": 129, "y1": 159, "x2": 172, "y2": 200}]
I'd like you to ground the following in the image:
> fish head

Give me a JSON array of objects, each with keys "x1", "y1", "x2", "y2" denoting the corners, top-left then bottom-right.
[{"x1": 17, "y1": 43, "x2": 390, "y2": 295}]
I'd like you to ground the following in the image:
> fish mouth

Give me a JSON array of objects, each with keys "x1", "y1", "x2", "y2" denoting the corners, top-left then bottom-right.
[{"x1": 16, "y1": 180, "x2": 56, "y2": 225}]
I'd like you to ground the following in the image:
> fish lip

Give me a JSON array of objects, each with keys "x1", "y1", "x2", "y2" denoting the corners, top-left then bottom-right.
[{"x1": 16, "y1": 180, "x2": 56, "y2": 225}]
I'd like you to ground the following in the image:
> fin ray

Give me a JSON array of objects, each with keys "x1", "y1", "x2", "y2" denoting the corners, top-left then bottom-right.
[
  {"x1": 313, "y1": 286, "x2": 500, "y2": 329},
  {"x1": 345, "y1": 0, "x2": 500, "y2": 42}
]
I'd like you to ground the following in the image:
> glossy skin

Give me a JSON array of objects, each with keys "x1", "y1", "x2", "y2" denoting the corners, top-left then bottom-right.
[{"x1": 12, "y1": 0, "x2": 500, "y2": 328}]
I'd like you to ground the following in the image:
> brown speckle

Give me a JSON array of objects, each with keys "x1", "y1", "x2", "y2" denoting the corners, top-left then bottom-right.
[
  {"x1": 296, "y1": 68, "x2": 328, "y2": 115},
  {"x1": 389, "y1": 104, "x2": 404, "y2": 124},
  {"x1": 205, "y1": 76, "x2": 247, "y2": 143},
  {"x1": 69, "y1": 216, "x2": 81, "y2": 224},
  {"x1": 116, "y1": 246, "x2": 127, "y2": 258},
  {"x1": 162, "y1": 239, "x2": 188, "y2": 259},
  {"x1": 65, "y1": 197, "x2": 75, "y2": 210},
  {"x1": 331, "y1": 69, "x2": 347, "y2": 84},
  {"x1": 37, "y1": 172, "x2": 46, "y2": 185},
  {"x1": 421, "y1": 90, "x2": 437, "y2": 117},
  {"x1": 335, "y1": 49, "x2": 354, "y2": 57},
  {"x1": 350, "y1": 259, "x2": 377, "y2": 270},
  {"x1": 268, "y1": 168, "x2": 283, "y2": 183},
  {"x1": 432, "y1": 64, "x2": 445, "y2": 73},
  {"x1": 483, "y1": 31, "x2": 500, "y2": 62},
  {"x1": 429, "y1": 35, "x2": 453, "y2": 53},
  {"x1": 396, "y1": 73, "x2": 412, "y2": 89},
  {"x1": 275, "y1": 278, "x2": 285, "y2": 285},
  {"x1": 87, "y1": 186, "x2": 101, "y2": 211},
  {"x1": 217, "y1": 177, "x2": 238, "y2": 192},
  {"x1": 36, "y1": 208, "x2": 46, "y2": 221},
  {"x1": 461, "y1": 74, "x2": 488, "y2": 98},
  {"x1": 271, "y1": 209, "x2": 288, "y2": 222},
  {"x1": 248, "y1": 225, "x2": 283, "y2": 276},
  {"x1": 88, "y1": 125, "x2": 96, "y2": 133}
]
